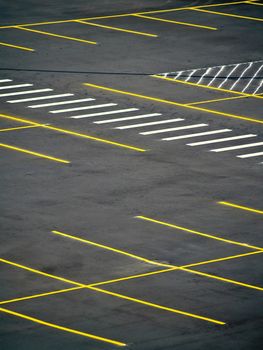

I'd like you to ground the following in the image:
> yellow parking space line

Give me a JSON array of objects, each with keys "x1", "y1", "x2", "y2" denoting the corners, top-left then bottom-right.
[
  {"x1": 218, "y1": 201, "x2": 263, "y2": 215},
  {"x1": 52, "y1": 230, "x2": 172, "y2": 268},
  {"x1": 83, "y1": 82, "x2": 263, "y2": 125},
  {"x1": 0, "y1": 113, "x2": 147, "y2": 152},
  {"x1": 134, "y1": 14, "x2": 217, "y2": 30},
  {"x1": 0, "y1": 258, "x2": 223, "y2": 325},
  {"x1": 15, "y1": 26, "x2": 97, "y2": 45},
  {"x1": 0, "y1": 143, "x2": 70, "y2": 164},
  {"x1": 0, "y1": 41, "x2": 35, "y2": 51},
  {"x1": 152, "y1": 75, "x2": 263, "y2": 99},
  {"x1": 88, "y1": 286, "x2": 225, "y2": 325},
  {"x1": 186, "y1": 95, "x2": 249, "y2": 106},
  {"x1": 0, "y1": 307, "x2": 126, "y2": 346},
  {"x1": 182, "y1": 268, "x2": 263, "y2": 291},
  {"x1": 0, "y1": 124, "x2": 47, "y2": 132},
  {"x1": 75, "y1": 20, "x2": 158, "y2": 37},
  {"x1": 247, "y1": 0, "x2": 263, "y2": 5},
  {"x1": 135, "y1": 216, "x2": 263, "y2": 251},
  {"x1": 191, "y1": 8, "x2": 263, "y2": 22}
]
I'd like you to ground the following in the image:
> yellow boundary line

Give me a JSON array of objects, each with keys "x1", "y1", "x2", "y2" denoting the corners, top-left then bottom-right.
[
  {"x1": 218, "y1": 201, "x2": 263, "y2": 215},
  {"x1": 0, "y1": 124, "x2": 47, "y2": 132},
  {"x1": 191, "y1": 7, "x2": 263, "y2": 22},
  {"x1": 0, "y1": 114, "x2": 147, "y2": 152},
  {"x1": 186, "y1": 95, "x2": 249, "y2": 106},
  {"x1": 133, "y1": 14, "x2": 217, "y2": 30},
  {"x1": 0, "y1": 307, "x2": 126, "y2": 346},
  {"x1": 0, "y1": 41, "x2": 35, "y2": 51},
  {"x1": 0, "y1": 142, "x2": 70, "y2": 164},
  {"x1": 83, "y1": 82, "x2": 263, "y2": 125}
]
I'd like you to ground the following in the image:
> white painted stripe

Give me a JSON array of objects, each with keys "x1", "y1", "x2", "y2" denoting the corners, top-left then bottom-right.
[
  {"x1": 253, "y1": 78, "x2": 263, "y2": 95},
  {"x1": 237, "y1": 151, "x2": 263, "y2": 159},
  {"x1": 211, "y1": 142, "x2": 263, "y2": 153},
  {"x1": 162, "y1": 129, "x2": 232, "y2": 141},
  {"x1": 207, "y1": 66, "x2": 225, "y2": 86},
  {"x1": 116, "y1": 118, "x2": 184, "y2": 130},
  {"x1": 185, "y1": 69, "x2": 197, "y2": 82},
  {"x1": 94, "y1": 113, "x2": 162, "y2": 124},
  {"x1": 140, "y1": 124, "x2": 208, "y2": 136},
  {"x1": 0, "y1": 89, "x2": 53, "y2": 97},
  {"x1": 197, "y1": 67, "x2": 211, "y2": 84},
  {"x1": 187, "y1": 134, "x2": 257, "y2": 146},
  {"x1": 173, "y1": 71, "x2": 183, "y2": 80},
  {"x1": 7, "y1": 93, "x2": 74, "y2": 103},
  {"x1": 218, "y1": 64, "x2": 240, "y2": 88},
  {"x1": 50, "y1": 102, "x2": 114, "y2": 114},
  {"x1": 28, "y1": 98, "x2": 96, "y2": 108},
  {"x1": 0, "y1": 79, "x2": 13, "y2": 83},
  {"x1": 0, "y1": 83, "x2": 33, "y2": 90},
  {"x1": 230, "y1": 62, "x2": 252, "y2": 91},
  {"x1": 70, "y1": 108, "x2": 139, "y2": 119},
  {"x1": 242, "y1": 64, "x2": 263, "y2": 92}
]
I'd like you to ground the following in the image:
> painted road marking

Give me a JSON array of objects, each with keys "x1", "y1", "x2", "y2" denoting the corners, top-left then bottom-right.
[
  {"x1": 0, "y1": 41, "x2": 35, "y2": 51},
  {"x1": 0, "y1": 143, "x2": 70, "y2": 164},
  {"x1": 7, "y1": 93, "x2": 74, "y2": 103},
  {"x1": 70, "y1": 108, "x2": 139, "y2": 119},
  {"x1": 0, "y1": 83, "x2": 33, "y2": 90},
  {"x1": 0, "y1": 88, "x2": 53, "y2": 97},
  {"x1": 140, "y1": 123, "x2": 208, "y2": 135},
  {"x1": 187, "y1": 134, "x2": 257, "y2": 146},
  {"x1": 94, "y1": 113, "x2": 162, "y2": 124},
  {"x1": 210, "y1": 142, "x2": 263, "y2": 152},
  {"x1": 0, "y1": 79, "x2": 12, "y2": 83},
  {"x1": 218, "y1": 201, "x2": 263, "y2": 214},
  {"x1": 237, "y1": 151, "x2": 263, "y2": 158},
  {"x1": 28, "y1": 97, "x2": 97, "y2": 108},
  {"x1": 116, "y1": 118, "x2": 184, "y2": 129},
  {"x1": 162, "y1": 129, "x2": 232, "y2": 141},
  {"x1": 0, "y1": 308, "x2": 126, "y2": 347},
  {"x1": 191, "y1": 7, "x2": 263, "y2": 22},
  {"x1": 15, "y1": 26, "x2": 98, "y2": 45},
  {"x1": 0, "y1": 125, "x2": 48, "y2": 133},
  {"x1": 50, "y1": 103, "x2": 116, "y2": 114}
]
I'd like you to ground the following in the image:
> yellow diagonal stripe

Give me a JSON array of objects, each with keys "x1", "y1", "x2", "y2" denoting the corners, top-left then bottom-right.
[
  {"x1": 0, "y1": 41, "x2": 35, "y2": 51},
  {"x1": 191, "y1": 8, "x2": 263, "y2": 22},
  {"x1": 218, "y1": 201, "x2": 263, "y2": 215}
]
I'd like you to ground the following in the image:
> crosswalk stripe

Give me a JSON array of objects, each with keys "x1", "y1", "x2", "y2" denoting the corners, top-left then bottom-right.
[
  {"x1": 50, "y1": 102, "x2": 114, "y2": 114},
  {"x1": 28, "y1": 98, "x2": 97, "y2": 108},
  {"x1": 7, "y1": 93, "x2": 74, "y2": 103},
  {"x1": 187, "y1": 134, "x2": 257, "y2": 146},
  {"x1": 0, "y1": 83, "x2": 33, "y2": 90},
  {"x1": 140, "y1": 123, "x2": 208, "y2": 135},
  {"x1": 0, "y1": 89, "x2": 53, "y2": 97},
  {"x1": 116, "y1": 118, "x2": 184, "y2": 129},
  {"x1": 237, "y1": 151, "x2": 263, "y2": 159},
  {"x1": 94, "y1": 113, "x2": 162, "y2": 124},
  {"x1": 162, "y1": 129, "x2": 232, "y2": 141},
  {"x1": 0, "y1": 79, "x2": 13, "y2": 83},
  {"x1": 211, "y1": 142, "x2": 263, "y2": 153},
  {"x1": 70, "y1": 108, "x2": 139, "y2": 119}
]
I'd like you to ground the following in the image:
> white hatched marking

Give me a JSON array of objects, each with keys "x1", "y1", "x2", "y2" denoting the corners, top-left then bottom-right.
[
  {"x1": 207, "y1": 66, "x2": 225, "y2": 86},
  {"x1": 253, "y1": 79, "x2": 263, "y2": 95},
  {"x1": 242, "y1": 64, "x2": 263, "y2": 92},
  {"x1": 162, "y1": 129, "x2": 232, "y2": 141},
  {"x1": 70, "y1": 108, "x2": 139, "y2": 119},
  {"x1": 50, "y1": 102, "x2": 115, "y2": 114},
  {"x1": 218, "y1": 64, "x2": 240, "y2": 88},
  {"x1": 0, "y1": 83, "x2": 33, "y2": 90},
  {"x1": 197, "y1": 67, "x2": 211, "y2": 84},
  {"x1": 230, "y1": 62, "x2": 252, "y2": 90},
  {"x1": 187, "y1": 134, "x2": 257, "y2": 146},
  {"x1": 94, "y1": 113, "x2": 162, "y2": 124},
  {"x1": 7, "y1": 93, "x2": 74, "y2": 103},
  {"x1": 0, "y1": 79, "x2": 13, "y2": 83},
  {"x1": 237, "y1": 151, "x2": 263, "y2": 159},
  {"x1": 211, "y1": 142, "x2": 263, "y2": 153},
  {"x1": 173, "y1": 71, "x2": 183, "y2": 80},
  {"x1": 185, "y1": 69, "x2": 197, "y2": 82},
  {"x1": 28, "y1": 98, "x2": 96, "y2": 108},
  {"x1": 116, "y1": 118, "x2": 184, "y2": 130},
  {"x1": 0, "y1": 89, "x2": 53, "y2": 97},
  {"x1": 140, "y1": 123, "x2": 208, "y2": 135}
]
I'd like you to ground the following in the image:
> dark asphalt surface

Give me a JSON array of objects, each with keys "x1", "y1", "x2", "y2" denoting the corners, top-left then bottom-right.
[{"x1": 0, "y1": 1, "x2": 263, "y2": 349}]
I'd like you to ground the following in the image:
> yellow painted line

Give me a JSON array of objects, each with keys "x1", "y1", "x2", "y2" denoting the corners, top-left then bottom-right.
[
  {"x1": 83, "y1": 82, "x2": 263, "y2": 125},
  {"x1": 0, "y1": 307, "x2": 126, "y2": 346},
  {"x1": 218, "y1": 201, "x2": 263, "y2": 215},
  {"x1": 191, "y1": 8, "x2": 263, "y2": 22},
  {"x1": 0, "y1": 258, "x2": 222, "y2": 325},
  {"x1": 15, "y1": 26, "x2": 97, "y2": 45},
  {"x1": 186, "y1": 95, "x2": 249, "y2": 106},
  {"x1": 134, "y1": 14, "x2": 217, "y2": 30},
  {"x1": 0, "y1": 41, "x2": 35, "y2": 51},
  {"x1": 247, "y1": 1, "x2": 263, "y2": 5},
  {"x1": 52, "y1": 230, "x2": 172, "y2": 268},
  {"x1": 0, "y1": 143, "x2": 70, "y2": 164},
  {"x1": 0, "y1": 113, "x2": 147, "y2": 152},
  {"x1": 75, "y1": 20, "x2": 158, "y2": 37},
  {"x1": 152, "y1": 75, "x2": 263, "y2": 100},
  {"x1": 183, "y1": 267, "x2": 263, "y2": 291},
  {"x1": 89, "y1": 286, "x2": 225, "y2": 325},
  {"x1": 0, "y1": 124, "x2": 47, "y2": 132},
  {"x1": 135, "y1": 216, "x2": 263, "y2": 251}
]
